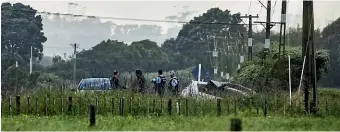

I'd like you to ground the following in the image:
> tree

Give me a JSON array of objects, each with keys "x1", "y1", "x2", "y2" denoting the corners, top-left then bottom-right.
[
  {"x1": 163, "y1": 8, "x2": 247, "y2": 71},
  {"x1": 319, "y1": 17, "x2": 340, "y2": 88},
  {"x1": 1, "y1": 2, "x2": 47, "y2": 75}
]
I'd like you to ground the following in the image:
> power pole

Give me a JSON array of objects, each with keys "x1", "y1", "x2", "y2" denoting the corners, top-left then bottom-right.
[
  {"x1": 70, "y1": 43, "x2": 79, "y2": 84},
  {"x1": 279, "y1": 0, "x2": 287, "y2": 59},
  {"x1": 265, "y1": 0, "x2": 271, "y2": 51},
  {"x1": 302, "y1": 0, "x2": 316, "y2": 114},
  {"x1": 240, "y1": 14, "x2": 259, "y2": 61},
  {"x1": 30, "y1": 46, "x2": 33, "y2": 74}
]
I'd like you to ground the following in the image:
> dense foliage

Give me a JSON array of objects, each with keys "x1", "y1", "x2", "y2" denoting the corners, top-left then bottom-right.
[{"x1": 234, "y1": 43, "x2": 330, "y2": 92}]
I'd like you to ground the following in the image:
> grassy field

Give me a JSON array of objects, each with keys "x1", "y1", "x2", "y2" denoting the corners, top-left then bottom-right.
[{"x1": 2, "y1": 115, "x2": 340, "y2": 131}]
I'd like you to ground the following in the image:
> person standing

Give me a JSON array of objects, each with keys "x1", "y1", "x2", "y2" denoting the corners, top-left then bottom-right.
[
  {"x1": 110, "y1": 71, "x2": 120, "y2": 89},
  {"x1": 154, "y1": 70, "x2": 166, "y2": 97},
  {"x1": 168, "y1": 71, "x2": 179, "y2": 96},
  {"x1": 134, "y1": 70, "x2": 146, "y2": 94}
]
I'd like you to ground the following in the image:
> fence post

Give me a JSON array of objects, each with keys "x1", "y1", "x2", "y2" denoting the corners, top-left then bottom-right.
[
  {"x1": 227, "y1": 99, "x2": 230, "y2": 115},
  {"x1": 95, "y1": 97, "x2": 98, "y2": 114},
  {"x1": 44, "y1": 96, "x2": 47, "y2": 115},
  {"x1": 103, "y1": 97, "x2": 106, "y2": 114},
  {"x1": 78, "y1": 97, "x2": 82, "y2": 115},
  {"x1": 119, "y1": 97, "x2": 124, "y2": 116},
  {"x1": 325, "y1": 101, "x2": 329, "y2": 114},
  {"x1": 9, "y1": 97, "x2": 12, "y2": 115},
  {"x1": 161, "y1": 98, "x2": 163, "y2": 114},
  {"x1": 111, "y1": 98, "x2": 114, "y2": 115},
  {"x1": 53, "y1": 97, "x2": 56, "y2": 115},
  {"x1": 35, "y1": 97, "x2": 38, "y2": 115},
  {"x1": 27, "y1": 96, "x2": 30, "y2": 114},
  {"x1": 264, "y1": 99, "x2": 268, "y2": 117},
  {"x1": 168, "y1": 99, "x2": 172, "y2": 115},
  {"x1": 230, "y1": 118, "x2": 242, "y2": 131},
  {"x1": 129, "y1": 97, "x2": 132, "y2": 114},
  {"x1": 152, "y1": 99, "x2": 156, "y2": 114},
  {"x1": 177, "y1": 99, "x2": 181, "y2": 115},
  {"x1": 89, "y1": 104, "x2": 96, "y2": 127},
  {"x1": 217, "y1": 98, "x2": 221, "y2": 116},
  {"x1": 68, "y1": 96, "x2": 72, "y2": 115},
  {"x1": 234, "y1": 99, "x2": 237, "y2": 117},
  {"x1": 185, "y1": 98, "x2": 188, "y2": 116},
  {"x1": 16, "y1": 95, "x2": 20, "y2": 115},
  {"x1": 61, "y1": 97, "x2": 64, "y2": 114}
]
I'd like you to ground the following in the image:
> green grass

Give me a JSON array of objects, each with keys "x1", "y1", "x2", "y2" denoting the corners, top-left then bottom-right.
[{"x1": 2, "y1": 115, "x2": 340, "y2": 131}]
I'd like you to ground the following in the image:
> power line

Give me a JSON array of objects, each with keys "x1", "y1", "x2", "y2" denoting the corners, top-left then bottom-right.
[
  {"x1": 271, "y1": 0, "x2": 278, "y2": 17},
  {"x1": 6, "y1": 8, "x2": 260, "y2": 26},
  {"x1": 248, "y1": 0, "x2": 253, "y2": 15}
]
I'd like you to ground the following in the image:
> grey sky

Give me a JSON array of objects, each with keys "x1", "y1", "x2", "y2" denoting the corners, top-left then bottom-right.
[
  {"x1": 6, "y1": 1, "x2": 340, "y2": 28},
  {"x1": 3, "y1": 0, "x2": 340, "y2": 57}
]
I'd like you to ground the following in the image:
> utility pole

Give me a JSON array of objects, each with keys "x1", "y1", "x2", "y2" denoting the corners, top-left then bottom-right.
[
  {"x1": 30, "y1": 46, "x2": 33, "y2": 74},
  {"x1": 279, "y1": 0, "x2": 287, "y2": 59},
  {"x1": 16, "y1": 61, "x2": 18, "y2": 95},
  {"x1": 213, "y1": 36, "x2": 218, "y2": 76},
  {"x1": 240, "y1": 14, "x2": 259, "y2": 61},
  {"x1": 265, "y1": 0, "x2": 271, "y2": 51},
  {"x1": 70, "y1": 43, "x2": 79, "y2": 84},
  {"x1": 302, "y1": 0, "x2": 316, "y2": 114}
]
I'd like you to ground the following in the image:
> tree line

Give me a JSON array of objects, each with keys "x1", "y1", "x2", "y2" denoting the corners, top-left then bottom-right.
[{"x1": 1, "y1": 2, "x2": 340, "y2": 97}]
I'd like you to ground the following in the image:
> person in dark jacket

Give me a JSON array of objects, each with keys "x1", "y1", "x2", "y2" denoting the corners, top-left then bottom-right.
[
  {"x1": 153, "y1": 70, "x2": 166, "y2": 97},
  {"x1": 135, "y1": 70, "x2": 146, "y2": 94},
  {"x1": 110, "y1": 71, "x2": 120, "y2": 89},
  {"x1": 168, "y1": 71, "x2": 179, "y2": 96}
]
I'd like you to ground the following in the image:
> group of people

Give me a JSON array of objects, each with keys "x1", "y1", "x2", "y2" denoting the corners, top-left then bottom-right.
[{"x1": 110, "y1": 69, "x2": 180, "y2": 96}]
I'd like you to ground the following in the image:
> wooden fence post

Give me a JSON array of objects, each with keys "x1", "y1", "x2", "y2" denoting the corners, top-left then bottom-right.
[
  {"x1": 16, "y1": 95, "x2": 20, "y2": 115},
  {"x1": 234, "y1": 99, "x2": 237, "y2": 117},
  {"x1": 103, "y1": 97, "x2": 106, "y2": 114},
  {"x1": 185, "y1": 98, "x2": 188, "y2": 116},
  {"x1": 44, "y1": 96, "x2": 47, "y2": 115},
  {"x1": 129, "y1": 97, "x2": 132, "y2": 114},
  {"x1": 168, "y1": 99, "x2": 172, "y2": 115},
  {"x1": 35, "y1": 97, "x2": 38, "y2": 115},
  {"x1": 177, "y1": 99, "x2": 181, "y2": 115},
  {"x1": 89, "y1": 104, "x2": 96, "y2": 127},
  {"x1": 161, "y1": 98, "x2": 163, "y2": 114},
  {"x1": 9, "y1": 97, "x2": 12, "y2": 115},
  {"x1": 217, "y1": 98, "x2": 221, "y2": 116},
  {"x1": 264, "y1": 99, "x2": 268, "y2": 117},
  {"x1": 27, "y1": 96, "x2": 30, "y2": 114},
  {"x1": 78, "y1": 97, "x2": 82, "y2": 115},
  {"x1": 61, "y1": 97, "x2": 64, "y2": 114},
  {"x1": 111, "y1": 98, "x2": 114, "y2": 115},
  {"x1": 53, "y1": 97, "x2": 56, "y2": 115},
  {"x1": 152, "y1": 99, "x2": 156, "y2": 114},
  {"x1": 68, "y1": 96, "x2": 72, "y2": 115},
  {"x1": 325, "y1": 101, "x2": 329, "y2": 114},
  {"x1": 95, "y1": 97, "x2": 98, "y2": 114},
  {"x1": 230, "y1": 118, "x2": 242, "y2": 131},
  {"x1": 119, "y1": 97, "x2": 124, "y2": 116},
  {"x1": 227, "y1": 99, "x2": 230, "y2": 115}
]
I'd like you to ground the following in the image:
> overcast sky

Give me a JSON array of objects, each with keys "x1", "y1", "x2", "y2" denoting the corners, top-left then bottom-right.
[
  {"x1": 3, "y1": 0, "x2": 340, "y2": 57},
  {"x1": 5, "y1": 0, "x2": 340, "y2": 31}
]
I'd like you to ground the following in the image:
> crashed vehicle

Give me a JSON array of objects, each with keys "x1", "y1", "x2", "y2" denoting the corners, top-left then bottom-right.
[
  {"x1": 181, "y1": 64, "x2": 256, "y2": 99},
  {"x1": 77, "y1": 78, "x2": 112, "y2": 91}
]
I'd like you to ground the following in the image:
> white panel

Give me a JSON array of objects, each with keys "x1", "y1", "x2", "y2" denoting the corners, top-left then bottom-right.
[
  {"x1": 214, "y1": 68, "x2": 217, "y2": 74},
  {"x1": 220, "y1": 72, "x2": 224, "y2": 77},
  {"x1": 281, "y1": 14, "x2": 286, "y2": 23},
  {"x1": 265, "y1": 39, "x2": 270, "y2": 49},
  {"x1": 237, "y1": 64, "x2": 240, "y2": 69},
  {"x1": 240, "y1": 56, "x2": 244, "y2": 63},
  {"x1": 16, "y1": 61, "x2": 18, "y2": 67},
  {"x1": 248, "y1": 38, "x2": 253, "y2": 46}
]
